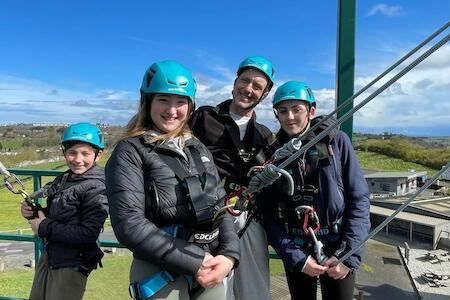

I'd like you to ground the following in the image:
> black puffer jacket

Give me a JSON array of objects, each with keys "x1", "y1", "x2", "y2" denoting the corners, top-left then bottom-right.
[
  {"x1": 38, "y1": 164, "x2": 108, "y2": 269},
  {"x1": 105, "y1": 133, "x2": 240, "y2": 275},
  {"x1": 189, "y1": 100, "x2": 274, "y2": 192}
]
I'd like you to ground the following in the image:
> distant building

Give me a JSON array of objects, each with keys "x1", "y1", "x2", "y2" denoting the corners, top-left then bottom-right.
[
  {"x1": 365, "y1": 171, "x2": 428, "y2": 199},
  {"x1": 370, "y1": 205, "x2": 450, "y2": 249}
]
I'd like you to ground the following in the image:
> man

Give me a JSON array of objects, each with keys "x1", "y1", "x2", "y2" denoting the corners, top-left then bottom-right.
[{"x1": 190, "y1": 55, "x2": 275, "y2": 300}]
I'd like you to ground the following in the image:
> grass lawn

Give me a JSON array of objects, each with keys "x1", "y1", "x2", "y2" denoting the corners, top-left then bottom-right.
[
  {"x1": 0, "y1": 253, "x2": 132, "y2": 299},
  {"x1": 356, "y1": 151, "x2": 437, "y2": 175},
  {"x1": 0, "y1": 252, "x2": 285, "y2": 299}
]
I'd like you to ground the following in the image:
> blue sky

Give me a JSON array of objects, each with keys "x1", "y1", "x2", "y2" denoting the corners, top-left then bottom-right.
[{"x1": 1, "y1": 1, "x2": 449, "y2": 136}]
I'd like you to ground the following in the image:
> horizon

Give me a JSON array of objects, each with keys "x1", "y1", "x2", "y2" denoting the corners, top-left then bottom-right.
[{"x1": 1, "y1": 121, "x2": 449, "y2": 139}]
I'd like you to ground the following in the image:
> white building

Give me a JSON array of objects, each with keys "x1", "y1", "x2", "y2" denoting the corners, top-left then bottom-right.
[{"x1": 365, "y1": 171, "x2": 428, "y2": 199}]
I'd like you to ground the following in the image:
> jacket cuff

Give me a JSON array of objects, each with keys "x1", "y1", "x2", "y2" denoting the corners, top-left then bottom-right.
[
  {"x1": 37, "y1": 218, "x2": 51, "y2": 238},
  {"x1": 300, "y1": 255, "x2": 312, "y2": 273}
]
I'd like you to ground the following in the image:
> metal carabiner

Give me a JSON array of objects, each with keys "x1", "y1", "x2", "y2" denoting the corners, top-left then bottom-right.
[
  {"x1": 224, "y1": 187, "x2": 253, "y2": 216},
  {"x1": 294, "y1": 205, "x2": 320, "y2": 235}
]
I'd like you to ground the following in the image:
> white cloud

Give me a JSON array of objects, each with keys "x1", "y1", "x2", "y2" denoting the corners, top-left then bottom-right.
[
  {"x1": 0, "y1": 75, "x2": 138, "y2": 125},
  {"x1": 95, "y1": 90, "x2": 132, "y2": 100},
  {"x1": 367, "y1": 4, "x2": 404, "y2": 17},
  {"x1": 1, "y1": 45, "x2": 449, "y2": 135},
  {"x1": 353, "y1": 45, "x2": 450, "y2": 132}
]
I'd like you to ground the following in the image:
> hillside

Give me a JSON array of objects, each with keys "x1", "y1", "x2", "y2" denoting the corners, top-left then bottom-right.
[
  {"x1": 0, "y1": 124, "x2": 124, "y2": 167},
  {"x1": 1, "y1": 125, "x2": 449, "y2": 171},
  {"x1": 353, "y1": 133, "x2": 450, "y2": 170}
]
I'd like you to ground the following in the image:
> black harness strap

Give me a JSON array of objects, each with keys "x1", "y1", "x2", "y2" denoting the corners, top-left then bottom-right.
[
  {"x1": 157, "y1": 150, "x2": 190, "y2": 181},
  {"x1": 157, "y1": 146, "x2": 219, "y2": 225}
]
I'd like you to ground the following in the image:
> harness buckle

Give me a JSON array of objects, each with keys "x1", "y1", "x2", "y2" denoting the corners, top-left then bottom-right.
[
  {"x1": 294, "y1": 205, "x2": 320, "y2": 235},
  {"x1": 224, "y1": 187, "x2": 252, "y2": 216}
]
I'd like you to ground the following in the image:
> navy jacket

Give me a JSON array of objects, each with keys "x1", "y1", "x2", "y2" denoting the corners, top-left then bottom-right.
[{"x1": 262, "y1": 117, "x2": 370, "y2": 271}]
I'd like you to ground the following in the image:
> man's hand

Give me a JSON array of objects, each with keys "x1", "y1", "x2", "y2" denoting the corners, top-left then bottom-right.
[{"x1": 28, "y1": 210, "x2": 46, "y2": 235}]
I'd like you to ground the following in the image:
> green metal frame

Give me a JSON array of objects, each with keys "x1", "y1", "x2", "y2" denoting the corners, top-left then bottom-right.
[
  {"x1": 336, "y1": 0, "x2": 356, "y2": 140},
  {"x1": 0, "y1": 169, "x2": 129, "y2": 262}
]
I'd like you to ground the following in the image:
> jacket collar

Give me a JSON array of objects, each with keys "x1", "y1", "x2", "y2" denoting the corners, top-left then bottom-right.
[
  {"x1": 141, "y1": 130, "x2": 197, "y2": 160},
  {"x1": 216, "y1": 99, "x2": 257, "y2": 123}
]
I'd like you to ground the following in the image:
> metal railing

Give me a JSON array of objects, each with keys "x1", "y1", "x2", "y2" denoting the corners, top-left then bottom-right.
[
  {"x1": 0, "y1": 168, "x2": 279, "y2": 300},
  {"x1": 0, "y1": 169, "x2": 128, "y2": 264}
]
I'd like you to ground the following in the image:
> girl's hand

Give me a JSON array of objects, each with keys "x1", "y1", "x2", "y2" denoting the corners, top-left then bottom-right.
[{"x1": 195, "y1": 255, "x2": 235, "y2": 288}]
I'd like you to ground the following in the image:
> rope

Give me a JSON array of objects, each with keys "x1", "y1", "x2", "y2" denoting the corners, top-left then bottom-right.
[
  {"x1": 334, "y1": 163, "x2": 450, "y2": 266},
  {"x1": 273, "y1": 138, "x2": 302, "y2": 161}
]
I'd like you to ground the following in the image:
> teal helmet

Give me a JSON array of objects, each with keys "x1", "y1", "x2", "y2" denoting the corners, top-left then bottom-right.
[
  {"x1": 237, "y1": 55, "x2": 274, "y2": 90},
  {"x1": 273, "y1": 81, "x2": 316, "y2": 108},
  {"x1": 61, "y1": 122, "x2": 105, "y2": 150},
  {"x1": 140, "y1": 60, "x2": 196, "y2": 103}
]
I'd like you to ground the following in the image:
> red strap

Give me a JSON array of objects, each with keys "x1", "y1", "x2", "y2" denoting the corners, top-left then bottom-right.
[{"x1": 302, "y1": 207, "x2": 321, "y2": 235}]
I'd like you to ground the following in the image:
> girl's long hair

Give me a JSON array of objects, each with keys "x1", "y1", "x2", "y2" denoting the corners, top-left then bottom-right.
[{"x1": 124, "y1": 93, "x2": 193, "y2": 144}]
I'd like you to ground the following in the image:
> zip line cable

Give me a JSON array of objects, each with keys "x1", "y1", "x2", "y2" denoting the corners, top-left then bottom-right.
[
  {"x1": 242, "y1": 24, "x2": 450, "y2": 196},
  {"x1": 277, "y1": 31, "x2": 450, "y2": 171},
  {"x1": 335, "y1": 163, "x2": 450, "y2": 265},
  {"x1": 272, "y1": 21, "x2": 450, "y2": 162}
]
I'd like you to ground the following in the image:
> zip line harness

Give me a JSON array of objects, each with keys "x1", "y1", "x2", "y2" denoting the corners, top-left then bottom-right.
[
  {"x1": 130, "y1": 145, "x2": 223, "y2": 299},
  {"x1": 1, "y1": 162, "x2": 103, "y2": 275},
  {"x1": 219, "y1": 22, "x2": 450, "y2": 260}
]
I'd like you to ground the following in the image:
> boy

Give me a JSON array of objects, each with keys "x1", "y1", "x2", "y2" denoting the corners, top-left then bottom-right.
[{"x1": 21, "y1": 122, "x2": 108, "y2": 300}]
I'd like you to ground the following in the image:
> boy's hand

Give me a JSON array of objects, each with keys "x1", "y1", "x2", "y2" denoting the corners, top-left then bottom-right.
[
  {"x1": 323, "y1": 256, "x2": 351, "y2": 280},
  {"x1": 302, "y1": 255, "x2": 328, "y2": 277},
  {"x1": 28, "y1": 211, "x2": 46, "y2": 235},
  {"x1": 20, "y1": 201, "x2": 34, "y2": 219}
]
